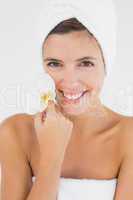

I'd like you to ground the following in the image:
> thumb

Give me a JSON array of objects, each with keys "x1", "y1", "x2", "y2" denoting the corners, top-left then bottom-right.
[{"x1": 46, "y1": 100, "x2": 56, "y2": 113}]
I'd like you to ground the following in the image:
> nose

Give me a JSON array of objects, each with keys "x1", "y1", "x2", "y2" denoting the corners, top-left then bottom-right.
[
  {"x1": 57, "y1": 67, "x2": 82, "y2": 92},
  {"x1": 61, "y1": 67, "x2": 79, "y2": 84}
]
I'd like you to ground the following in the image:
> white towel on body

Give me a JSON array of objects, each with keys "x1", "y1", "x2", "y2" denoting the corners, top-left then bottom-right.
[{"x1": 32, "y1": 176, "x2": 117, "y2": 200}]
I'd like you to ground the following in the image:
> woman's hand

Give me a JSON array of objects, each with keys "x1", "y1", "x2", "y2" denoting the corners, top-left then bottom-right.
[{"x1": 33, "y1": 100, "x2": 73, "y2": 160}]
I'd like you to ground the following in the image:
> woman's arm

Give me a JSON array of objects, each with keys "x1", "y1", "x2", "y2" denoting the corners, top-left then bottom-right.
[
  {"x1": 0, "y1": 117, "x2": 33, "y2": 200},
  {"x1": 0, "y1": 116, "x2": 66, "y2": 200},
  {"x1": 26, "y1": 101, "x2": 73, "y2": 200},
  {"x1": 27, "y1": 151, "x2": 65, "y2": 200},
  {"x1": 114, "y1": 128, "x2": 133, "y2": 200}
]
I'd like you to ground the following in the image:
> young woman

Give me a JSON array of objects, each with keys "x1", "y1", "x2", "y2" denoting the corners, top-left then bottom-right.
[{"x1": 0, "y1": 18, "x2": 133, "y2": 200}]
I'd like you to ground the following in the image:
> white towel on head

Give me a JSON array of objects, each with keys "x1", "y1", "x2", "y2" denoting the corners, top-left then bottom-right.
[{"x1": 35, "y1": 0, "x2": 117, "y2": 77}]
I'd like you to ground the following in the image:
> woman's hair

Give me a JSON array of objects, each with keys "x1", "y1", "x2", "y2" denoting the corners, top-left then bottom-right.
[
  {"x1": 47, "y1": 17, "x2": 93, "y2": 36},
  {"x1": 43, "y1": 17, "x2": 106, "y2": 72}
]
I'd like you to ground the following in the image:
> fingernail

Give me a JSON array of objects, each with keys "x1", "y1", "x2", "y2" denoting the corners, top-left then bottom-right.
[
  {"x1": 48, "y1": 99, "x2": 54, "y2": 104},
  {"x1": 41, "y1": 111, "x2": 46, "y2": 122}
]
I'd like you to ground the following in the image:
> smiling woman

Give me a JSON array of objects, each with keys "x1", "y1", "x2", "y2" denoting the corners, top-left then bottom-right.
[{"x1": 30, "y1": 1, "x2": 133, "y2": 198}]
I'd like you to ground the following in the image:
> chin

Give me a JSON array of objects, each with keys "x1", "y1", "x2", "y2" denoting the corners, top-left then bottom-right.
[{"x1": 60, "y1": 104, "x2": 88, "y2": 116}]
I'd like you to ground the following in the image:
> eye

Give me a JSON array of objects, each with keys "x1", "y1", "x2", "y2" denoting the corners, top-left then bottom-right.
[
  {"x1": 47, "y1": 62, "x2": 61, "y2": 67},
  {"x1": 79, "y1": 61, "x2": 94, "y2": 67}
]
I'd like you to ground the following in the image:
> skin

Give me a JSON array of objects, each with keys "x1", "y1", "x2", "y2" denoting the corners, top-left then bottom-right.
[{"x1": 1, "y1": 30, "x2": 133, "y2": 199}]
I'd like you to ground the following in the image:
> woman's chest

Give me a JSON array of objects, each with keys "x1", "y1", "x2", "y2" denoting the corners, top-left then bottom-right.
[
  {"x1": 30, "y1": 130, "x2": 122, "y2": 180},
  {"x1": 60, "y1": 135, "x2": 121, "y2": 179}
]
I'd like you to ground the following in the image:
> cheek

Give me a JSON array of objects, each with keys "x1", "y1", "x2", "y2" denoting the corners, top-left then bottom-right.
[
  {"x1": 93, "y1": 78, "x2": 104, "y2": 95},
  {"x1": 85, "y1": 73, "x2": 103, "y2": 93}
]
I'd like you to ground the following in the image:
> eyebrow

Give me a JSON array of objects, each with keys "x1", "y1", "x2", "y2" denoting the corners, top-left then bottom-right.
[{"x1": 43, "y1": 56, "x2": 97, "y2": 62}]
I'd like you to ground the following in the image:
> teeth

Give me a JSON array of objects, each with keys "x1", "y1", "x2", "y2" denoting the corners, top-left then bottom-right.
[{"x1": 63, "y1": 92, "x2": 83, "y2": 100}]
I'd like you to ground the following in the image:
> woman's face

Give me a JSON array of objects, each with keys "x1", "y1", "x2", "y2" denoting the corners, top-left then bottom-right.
[{"x1": 42, "y1": 30, "x2": 105, "y2": 116}]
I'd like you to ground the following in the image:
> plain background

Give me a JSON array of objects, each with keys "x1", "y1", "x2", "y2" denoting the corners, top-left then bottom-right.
[{"x1": 0, "y1": 0, "x2": 133, "y2": 122}]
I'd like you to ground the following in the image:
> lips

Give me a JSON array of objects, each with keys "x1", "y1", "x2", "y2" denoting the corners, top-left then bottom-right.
[{"x1": 59, "y1": 90, "x2": 88, "y2": 104}]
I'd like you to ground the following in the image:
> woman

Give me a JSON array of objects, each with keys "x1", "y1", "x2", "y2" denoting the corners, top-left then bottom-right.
[{"x1": 1, "y1": 4, "x2": 133, "y2": 200}]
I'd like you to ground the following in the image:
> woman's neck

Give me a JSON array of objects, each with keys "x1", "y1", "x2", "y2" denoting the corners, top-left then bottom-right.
[{"x1": 67, "y1": 104, "x2": 122, "y2": 139}]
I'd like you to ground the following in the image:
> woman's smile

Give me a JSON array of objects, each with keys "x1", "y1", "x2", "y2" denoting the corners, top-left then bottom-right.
[
  {"x1": 55, "y1": 89, "x2": 91, "y2": 116},
  {"x1": 59, "y1": 90, "x2": 88, "y2": 105}
]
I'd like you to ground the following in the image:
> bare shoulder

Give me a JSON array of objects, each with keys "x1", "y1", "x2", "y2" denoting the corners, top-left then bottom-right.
[
  {"x1": 118, "y1": 115, "x2": 133, "y2": 153},
  {"x1": 0, "y1": 113, "x2": 35, "y2": 161},
  {"x1": 113, "y1": 116, "x2": 133, "y2": 199},
  {"x1": 119, "y1": 115, "x2": 133, "y2": 135},
  {"x1": 0, "y1": 112, "x2": 34, "y2": 127}
]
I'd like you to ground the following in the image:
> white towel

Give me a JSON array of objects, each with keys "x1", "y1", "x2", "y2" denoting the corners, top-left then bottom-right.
[
  {"x1": 32, "y1": 176, "x2": 117, "y2": 200},
  {"x1": 35, "y1": 0, "x2": 117, "y2": 78},
  {"x1": 58, "y1": 177, "x2": 117, "y2": 200}
]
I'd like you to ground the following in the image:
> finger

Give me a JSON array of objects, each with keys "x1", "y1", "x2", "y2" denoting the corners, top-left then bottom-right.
[
  {"x1": 46, "y1": 99, "x2": 56, "y2": 116},
  {"x1": 47, "y1": 99, "x2": 68, "y2": 119},
  {"x1": 54, "y1": 102, "x2": 63, "y2": 113},
  {"x1": 41, "y1": 110, "x2": 47, "y2": 122},
  {"x1": 59, "y1": 108, "x2": 70, "y2": 120},
  {"x1": 54, "y1": 102, "x2": 68, "y2": 118}
]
